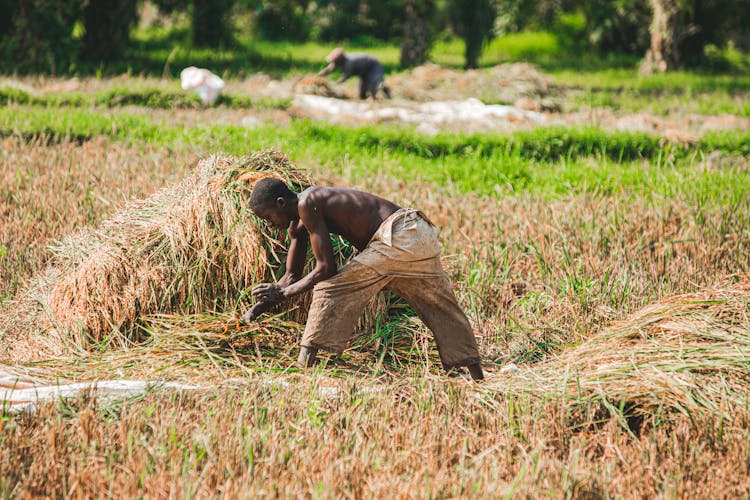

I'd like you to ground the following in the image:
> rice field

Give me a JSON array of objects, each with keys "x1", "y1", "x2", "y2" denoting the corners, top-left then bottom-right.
[{"x1": 1, "y1": 67, "x2": 750, "y2": 497}]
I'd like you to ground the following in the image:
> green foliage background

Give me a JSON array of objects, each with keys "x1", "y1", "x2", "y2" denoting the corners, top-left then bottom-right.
[{"x1": 1, "y1": 0, "x2": 750, "y2": 74}]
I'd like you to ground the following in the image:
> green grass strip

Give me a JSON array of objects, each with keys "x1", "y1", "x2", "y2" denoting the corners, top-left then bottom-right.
[
  {"x1": 0, "y1": 86, "x2": 291, "y2": 110},
  {"x1": 1, "y1": 106, "x2": 748, "y2": 201}
]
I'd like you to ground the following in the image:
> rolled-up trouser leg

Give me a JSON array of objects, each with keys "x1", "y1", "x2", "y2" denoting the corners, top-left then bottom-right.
[
  {"x1": 387, "y1": 274, "x2": 481, "y2": 369},
  {"x1": 301, "y1": 262, "x2": 390, "y2": 354},
  {"x1": 366, "y1": 67, "x2": 384, "y2": 98}
]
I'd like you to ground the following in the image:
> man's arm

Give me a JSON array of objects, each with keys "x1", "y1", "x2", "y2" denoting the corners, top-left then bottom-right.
[
  {"x1": 317, "y1": 62, "x2": 335, "y2": 77},
  {"x1": 242, "y1": 220, "x2": 308, "y2": 323},
  {"x1": 251, "y1": 194, "x2": 336, "y2": 303},
  {"x1": 278, "y1": 196, "x2": 336, "y2": 298},
  {"x1": 336, "y1": 71, "x2": 350, "y2": 83},
  {"x1": 278, "y1": 219, "x2": 309, "y2": 287}
]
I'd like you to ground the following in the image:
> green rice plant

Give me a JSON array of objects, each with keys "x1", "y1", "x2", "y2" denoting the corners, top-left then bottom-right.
[
  {"x1": 0, "y1": 86, "x2": 291, "y2": 110},
  {"x1": 2, "y1": 105, "x2": 749, "y2": 201}
]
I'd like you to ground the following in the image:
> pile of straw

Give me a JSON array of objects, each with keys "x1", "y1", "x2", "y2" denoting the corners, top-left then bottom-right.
[
  {"x1": 293, "y1": 76, "x2": 344, "y2": 98},
  {"x1": 6, "y1": 150, "x2": 370, "y2": 356},
  {"x1": 497, "y1": 276, "x2": 750, "y2": 417}
]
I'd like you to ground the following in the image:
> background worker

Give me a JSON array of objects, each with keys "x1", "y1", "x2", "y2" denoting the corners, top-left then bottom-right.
[{"x1": 317, "y1": 47, "x2": 392, "y2": 99}]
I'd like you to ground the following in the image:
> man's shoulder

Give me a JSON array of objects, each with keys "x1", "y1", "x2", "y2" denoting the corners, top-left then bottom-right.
[
  {"x1": 299, "y1": 185, "x2": 325, "y2": 202},
  {"x1": 298, "y1": 186, "x2": 330, "y2": 212}
]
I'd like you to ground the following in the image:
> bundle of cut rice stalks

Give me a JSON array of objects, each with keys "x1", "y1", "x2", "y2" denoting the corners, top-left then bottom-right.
[
  {"x1": 491, "y1": 275, "x2": 750, "y2": 419},
  {"x1": 5, "y1": 308, "x2": 424, "y2": 385},
  {"x1": 3, "y1": 313, "x2": 304, "y2": 384},
  {"x1": 4, "y1": 150, "x2": 383, "y2": 359}
]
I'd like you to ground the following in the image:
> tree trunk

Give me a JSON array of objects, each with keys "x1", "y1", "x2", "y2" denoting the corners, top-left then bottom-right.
[
  {"x1": 449, "y1": 0, "x2": 494, "y2": 69},
  {"x1": 400, "y1": 0, "x2": 433, "y2": 68},
  {"x1": 641, "y1": 0, "x2": 680, "y2": 74},
  {"x1": 82, "y1": 0, "x2": 138, "y2": 61},
  {"x1": 191, "y1": 0, "x2": 233, "y2": 48}
]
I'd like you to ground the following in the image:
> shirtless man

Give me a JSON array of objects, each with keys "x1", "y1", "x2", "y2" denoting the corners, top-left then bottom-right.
[
  {"x1": 241, "y1": 178, "x2": 484, "y2": 380},
  {"x1": 317, "y1": 47, "x2": 392, "y2": 100}
]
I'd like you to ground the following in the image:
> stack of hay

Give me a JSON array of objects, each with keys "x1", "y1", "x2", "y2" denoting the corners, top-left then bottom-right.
[
  {"x1": 4, "y1": 150, "x2": 371, "y2": 360},
  {"x1": 293, "y1": 76, "x2": 344, "y2": 98},
  {"x1": 494, "y1": 276, "x2": 750, "y2": 418}
]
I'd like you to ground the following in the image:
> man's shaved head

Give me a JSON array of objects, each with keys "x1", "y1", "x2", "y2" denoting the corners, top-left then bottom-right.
[{"x1": 249, "y1": 177, "x2": 296, "y2": 212}]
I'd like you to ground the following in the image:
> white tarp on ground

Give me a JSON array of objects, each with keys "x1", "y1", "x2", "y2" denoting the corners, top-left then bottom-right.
[
  {"x1": 0, "y1": 368, "x2": 201, "y2": 414},
  {"x1": 290, "y1": 94, "x2": 549, "y2": 134},
  {"x1": 0, "y1": 367, "x2": 377, "y2": 414},
  {"x1": 0, "y1": 365, "x2": 520, "y2": 414}
]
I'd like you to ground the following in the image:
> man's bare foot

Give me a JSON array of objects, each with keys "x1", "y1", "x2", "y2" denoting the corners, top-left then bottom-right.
[
  {"x1": 467, "y1": 363, "x2": 484, "y2": 381},
  {"x1": 297, "y1": 346, "x2": 318, "y2": 368}
]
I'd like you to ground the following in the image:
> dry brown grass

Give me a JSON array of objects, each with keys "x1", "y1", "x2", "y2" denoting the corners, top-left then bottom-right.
[
  {"x1": 346, "y1": 166, "x2": 750, "y2": 362},
  {"x1": 2, "y1": 138, "x2": 750, "y2": 496},
  {"x1": 1, "y1": 147, "x2": 388, "y2": 365},
  {"x1": 0, "y1": 136, "x2": 197, "y2": 300},
  {"x1": 488, "y1": 275, "x2": 750, "y2": 417},
  {"x1": 1, "y1": 378, "x2": 749, "y2": 497}
]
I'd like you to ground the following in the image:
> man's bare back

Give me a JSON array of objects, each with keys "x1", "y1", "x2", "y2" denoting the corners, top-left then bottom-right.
[
  {"x1": 298, "y1": 186, "x2": 401, "y2": 251},
  {"x1": 243, "y1": 181, "x2": 402, "y2": 319}
]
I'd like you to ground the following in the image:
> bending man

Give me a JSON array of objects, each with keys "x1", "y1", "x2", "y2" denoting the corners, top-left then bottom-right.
[
  {"x1": 317, "y1": 47, "x2": 392, "y2": 100},
  {"x1": 242, "y1": 179, "x2": 483, "y2": 380}
]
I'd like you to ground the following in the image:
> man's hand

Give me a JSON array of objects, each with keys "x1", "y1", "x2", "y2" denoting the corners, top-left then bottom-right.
[
  {"x1": 252, "y1": 283, "x2": 286, "y2": 303},
  {"x1": 241, "y1": 302, "x2": 267, "y2": 324}
]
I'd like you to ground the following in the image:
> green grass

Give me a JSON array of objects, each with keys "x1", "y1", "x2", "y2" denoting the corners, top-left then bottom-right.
[
  {"x1": 1, "y1": 105, "x2": 748, "y2": 202},
  {"x1": 5, "y1": 74, "x2": 749, "y2": 116},
  {"x1": 114, "y1": 26, "x2": 404, "y2": 79},
  {"x1": 0, "y1": 85, "x2": 291, "y2": 110},
  {"x1": 6, "y1": 25, "x2": 750, "y2": 116},
  {"x1": 126, "y1": 29, "x2": 639, "y2": 77},
  {"x1": 432, "y1": 31, "x2": 619, "y2": 71}
]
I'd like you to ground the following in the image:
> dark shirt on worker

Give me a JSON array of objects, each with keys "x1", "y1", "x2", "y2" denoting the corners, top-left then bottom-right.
[{"x1": 336, "y1": 53, "x2": 383, "y2": 79}]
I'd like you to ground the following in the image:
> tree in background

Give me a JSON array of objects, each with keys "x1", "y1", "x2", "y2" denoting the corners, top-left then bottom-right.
[
  {"x1": 82, "y1": 0, "x2": 139, "y2": 61},
  {"x1": 307, "y1": 0, "x2": 403, "y2": 43},
  {"x1": 0, "y1": 0, "x2": 82, "y2": 72},
  {"x1": 578, "y1": 0, "x2": 650, "y2": 54},
  {"x1": 678, "y1": 0, "x2": 750, "y2": 65},
  {"x1": 400, "y1": 0, "x2": 435, "y2": 67},
  {"x1": 448, "y1": 0, "x2": 496, "y2": 68},
  {"x1": 639, "y1": 0, "x2": 750, "y2": 73},
  {"x1": 151, "y1": 0, "x2": 236, "y2": 47},
  {"x1": 0, "y1": 0, "x2": 14, "y2": 41},
  {"x1": 252, "y1": 0, "x2": 311, "y2": 41},
  {"x1": 640, "y1": 0, "x2": 681, "y2": 73},
  {"x1": 191, "y1": 0, "x2": 235, "y2": 47}
]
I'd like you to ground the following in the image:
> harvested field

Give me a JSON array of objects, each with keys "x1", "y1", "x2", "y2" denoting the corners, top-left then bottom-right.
[
  {"x1": 240, "y1": 62, "x2": 558, "y2": 106},
  {"x1": 1, "y1": 61, "x2": 750, "y2": 495},
  {"x1": 2, "y1": 151, "x2": 389, "y2": 362}
]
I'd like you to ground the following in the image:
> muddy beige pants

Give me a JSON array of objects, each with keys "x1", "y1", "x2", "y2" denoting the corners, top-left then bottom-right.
[{"x1": 300, "y1": 209, "x2": 481, "y2": 369}]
